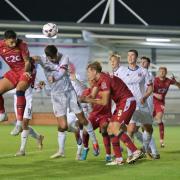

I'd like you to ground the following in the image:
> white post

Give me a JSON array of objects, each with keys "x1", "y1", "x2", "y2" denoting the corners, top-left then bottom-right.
[
  {"x1": 101, "y1": 0, "x2": 112, "y2": 24},
  {"x1": 4, "y1": 0, "x2": 31, "y2": 22},
  {"x1": 117, "y1": 0, "x2": 148, "y2": 26},
  {"x1": 109, "y1": 0, "x2": 115, "y2": 24},
  {"x1": 77, "y1": 0, "x2": 106, "y2": 23}
]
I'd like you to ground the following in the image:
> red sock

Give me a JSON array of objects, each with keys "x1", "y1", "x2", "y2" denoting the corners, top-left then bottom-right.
[
  {"x1": 120, "y1": 133, "x2": 137, "y2": 153},
  {"x1": 102, "y1": 135, "x2": 111, "y2": 155},
  {"x1": 111, "y1": 136, "x2": 122, "y2": 158},
  {"x1": 16, "y1": 91, "x2": 26, "y2": 121},
  {"x1": 0, "y1": 95, "x2": 5, "y2": 113},
  {"x1": 159, "y1": 122, "x2": 164, "y2": 141},
  {"x1": 83, "y1": 133, "x2": 89, "y2": 148}
]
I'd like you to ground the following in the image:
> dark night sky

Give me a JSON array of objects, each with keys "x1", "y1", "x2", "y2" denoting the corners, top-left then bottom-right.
[{"x1": 0, "y1": 0, "x2": 180, "y2": 26}]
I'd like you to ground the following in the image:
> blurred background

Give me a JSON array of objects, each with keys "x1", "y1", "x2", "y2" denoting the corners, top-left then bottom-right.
[{"x1": 0, "y1": 0, "x2": 180, "y2": 124}]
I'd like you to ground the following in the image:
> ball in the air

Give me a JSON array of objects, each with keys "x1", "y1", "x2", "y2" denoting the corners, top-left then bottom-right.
[{"x1": 42, "y1": 23, "x2": 58, "y2": 37}]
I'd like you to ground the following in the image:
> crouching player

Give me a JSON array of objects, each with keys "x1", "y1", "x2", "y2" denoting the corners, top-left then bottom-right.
[
  {"x1": 82, "y1": 62, "x2": 143, "y2": 165},
  {"x1": 80, "y1": 81, "x2": 113, "y2": 162}
]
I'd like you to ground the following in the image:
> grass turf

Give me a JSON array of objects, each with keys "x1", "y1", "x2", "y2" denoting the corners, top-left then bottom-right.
[{"x1": 0, "y1": 125, "x2": 180, "y2": 180}]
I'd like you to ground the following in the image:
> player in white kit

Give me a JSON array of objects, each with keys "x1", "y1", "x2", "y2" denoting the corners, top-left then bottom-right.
[
  {"x1": 12, "y1": 85, "x2": 44, "y2": 156},
  {"x1": 58, "y1": 63, "x2": 90, "y2": 160},
  {"x1": 111, "y1": 50, "x2": 154, "y2": 160},
  {"x1": 9, "y1": 58, "x2": 44, "y2": 156},
  {"x1": 32, "y1": 45, "x2": 99, "y2": 159},
  {"x1": 139, "y1": 57, "x2": 160, "y2": 159}
]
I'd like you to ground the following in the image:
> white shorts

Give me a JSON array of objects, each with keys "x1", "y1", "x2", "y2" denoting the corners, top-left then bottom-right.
[
  {"x1": 130, "y1": 105, "x2": 153, "y2": 125},
  {"x1": 14, "y1": 87, "x2": 33, "y2": 120},
  {"x1": 51, "y1": 89, "x2": 82, "y2": 117}
]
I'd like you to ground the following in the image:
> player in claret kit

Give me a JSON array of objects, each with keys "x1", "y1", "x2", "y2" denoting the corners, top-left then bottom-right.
[
  {"x1": 153, "y1": 67, "x2": 180, "y2": 147},
  {"x1": 0, "y1": 30, "x2": 34, "y2": 122},
  {"x1": 0, "y1": 30, "x2": 36, "y2": 147},
  {"x1": 80, "y1": 80, "x2": 113, "y2": 162},
  {"x1": 81, "y1": 61, "x2": 143, "y2": 165}
]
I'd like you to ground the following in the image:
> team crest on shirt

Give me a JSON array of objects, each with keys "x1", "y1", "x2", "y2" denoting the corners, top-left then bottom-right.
[{"x1": 101, "y1": 82, "x2": 107, "y2": 89}]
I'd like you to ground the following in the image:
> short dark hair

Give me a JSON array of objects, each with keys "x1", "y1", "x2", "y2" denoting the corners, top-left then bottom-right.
[
  {"x1": 44, "y1": 45, "x2": 58, "y2": 58},
  {"x1": 141, "y1": 56, "x2": 151, "y2": 63},
  {"x1": 87, "y1": 61, "x2": 102, "y2": 73},
  {"x1": 4, "y1": 30, "x2": 17, "y2": 39},
  {"x1": 128, "y1": 49, "x2": 138, "y2": 57}
]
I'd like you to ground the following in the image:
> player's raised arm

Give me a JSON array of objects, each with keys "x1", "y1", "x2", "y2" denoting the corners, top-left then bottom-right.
[
  {"x1": 31, "y1": 56, "x2": 41, "y2": 63},
  {"x1": 171, "y1": 75, "x2": 180, "y2": 89},
  {"x1": 19, "y1": 41, "x2": 31, "y2": 74},
  {"x1": 141, "y1": 69, "x2": 153, "y2": 104}
]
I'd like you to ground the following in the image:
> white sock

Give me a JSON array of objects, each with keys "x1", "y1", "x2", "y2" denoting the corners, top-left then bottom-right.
[
  {"x1": 127, "y1": 148, "x2": 133, "y2": 157},
  {"x1": 20, "y1": 130, "x2": 29, "y2": 152},
  {"x1": 135, "y1": 131, "x2": 143, "y2": 144},
  {"x1": 58, "y1": 131, "x2": 66, "y2": 154},
  {"x1": 116, "y1": 157, "x2": 123, "y2": 161},
  {"x1": 142, "y1": 131, "x2": 152, "y2": 153},
  {"x1": 79, "y1": 129, "x2": 83, "y2": 140},
  {"x1": 29, "y1": 126, "x2": 40, "y2": 140},
  {"x1": 127, "y1": 132, "x2": 133, "y2": 156},
  {"x1": 84, "y1": 121, "x2": 97, "y2": 144},
  {"x1": 77, "y1": 144, "x2": 82, "y2": 155},
  {"x1": 16, "y1": 120, "x2": 22, "y2": 126},
  {"x1": 149, "y1": 136, "x2": 159, "y2": 155},
  {"x1": 68, "y1": 121, "x2": 78, "y2": 132}
]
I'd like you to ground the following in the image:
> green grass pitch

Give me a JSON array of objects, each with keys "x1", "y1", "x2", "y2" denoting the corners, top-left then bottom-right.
[{"x1": 0, "y1": 125, "x2": 180, "y2": 180}]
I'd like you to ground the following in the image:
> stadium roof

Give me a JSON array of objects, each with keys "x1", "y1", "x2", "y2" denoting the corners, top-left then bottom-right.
[{"x1": 0, "y1": 0, "x2": 180, "y2": 26}]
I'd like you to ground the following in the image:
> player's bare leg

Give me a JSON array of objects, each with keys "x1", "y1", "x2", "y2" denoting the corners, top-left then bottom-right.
[{"x1": 0, "y1": 78, "x2": 14, "y2": 122}]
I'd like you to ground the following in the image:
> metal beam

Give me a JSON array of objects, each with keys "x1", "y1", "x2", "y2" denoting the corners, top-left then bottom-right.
[
  {"x1": 109, "y1": 0, "x2": 115, "y2": 24},
  {"x1": 117, "y1": 0, "x2": 148, "y2": 26},
  {"x1": 77, "y1": 0, "x2": 106, "y2": 23},
  {"x1": 101, "y1": 0, "x2": 112, "y2": 24},
  {"x1": 4, "y1": 0, "x2": 31, "y2": 22}
]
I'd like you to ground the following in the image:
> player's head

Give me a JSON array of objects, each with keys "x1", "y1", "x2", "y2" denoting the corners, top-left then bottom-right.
[
  {"x1": 4, "y1": 30, "x2": 17, "y2": 48},
  {"x1": 109, "y1": 52, "x2": 121, "y2": 70},
  {"x1": 127, "y1": 49, "x2": 138, "y2": 65},
  {"x1": 44, "y1": 45, "x2": 59, "y2": 63},
  {"x1": 158, "y1": 67, "x2": 167, "y2": 78},
  {"x1": 141, "y1": 56, "x2": 151, "y2": 69},
  {"x1": 87, "y1": 61, "x2": 102, "y2": 81},
  {"x1": 69, "y1": 63, "x2": 76, "y2": 74}
]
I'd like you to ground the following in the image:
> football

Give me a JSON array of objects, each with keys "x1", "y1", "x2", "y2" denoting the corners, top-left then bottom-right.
[{"x1": 42, "y1": 23, "x2": 58, "y2": 37}]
